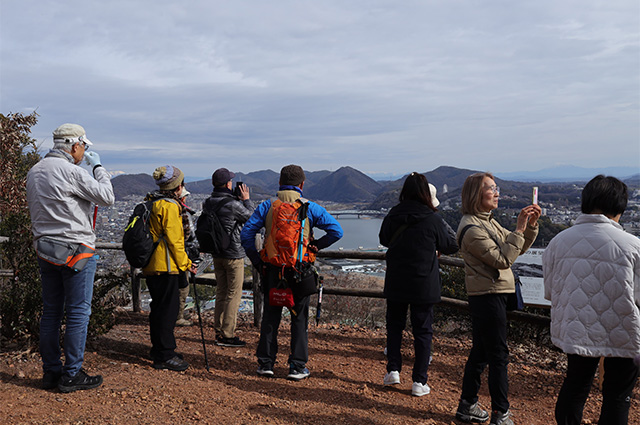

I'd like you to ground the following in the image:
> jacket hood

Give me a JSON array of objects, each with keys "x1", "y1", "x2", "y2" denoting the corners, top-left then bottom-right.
[{"x1": 387, "y1": 200, "x2": 435, "y2": 224}]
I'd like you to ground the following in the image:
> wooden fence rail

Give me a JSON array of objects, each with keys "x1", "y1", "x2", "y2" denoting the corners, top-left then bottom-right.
[{"x1": 93, "y1": 243, "x2": 550, "y2": 327}]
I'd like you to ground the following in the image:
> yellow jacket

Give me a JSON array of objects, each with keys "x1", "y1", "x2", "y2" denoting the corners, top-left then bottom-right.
[{"x1": 142, "y1": 198, "x2": 192, "y2": 275}]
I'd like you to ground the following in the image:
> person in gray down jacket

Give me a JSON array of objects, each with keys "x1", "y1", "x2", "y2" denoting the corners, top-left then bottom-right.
[
  {"x1": 543, "y1": 175, "x2": 640, "y2": 425},
  {"x1": 203, "y1": 168, "x2": 253, "y2": 347}
]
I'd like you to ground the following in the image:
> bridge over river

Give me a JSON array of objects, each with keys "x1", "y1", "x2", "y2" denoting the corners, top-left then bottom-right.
[{"x1": 326, "y1": 209, "x2": 386, "y2": 218}]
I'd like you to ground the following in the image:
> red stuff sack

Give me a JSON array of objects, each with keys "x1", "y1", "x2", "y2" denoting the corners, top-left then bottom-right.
[{"x1": 269, "y1": 287, "x2": 295, "y2": 309}]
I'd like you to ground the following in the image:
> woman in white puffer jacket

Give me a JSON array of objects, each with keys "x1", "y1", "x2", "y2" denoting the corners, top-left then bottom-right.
[{"x1": 543, "y1": 175, "x2": 640, "y2": 425}]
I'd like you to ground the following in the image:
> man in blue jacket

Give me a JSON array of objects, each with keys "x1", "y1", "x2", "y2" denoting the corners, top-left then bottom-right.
[{"x1": 241, "y1": 164, "x2": 343, "y2": 380}]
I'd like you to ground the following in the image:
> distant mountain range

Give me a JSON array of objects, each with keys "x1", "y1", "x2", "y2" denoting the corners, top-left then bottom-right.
[
  {"x1": 496, "y1": 165, "x2": 639, "y2": 183},
  {"x1": 111, "y1": 165, "x2": 639, "y2": 209}
]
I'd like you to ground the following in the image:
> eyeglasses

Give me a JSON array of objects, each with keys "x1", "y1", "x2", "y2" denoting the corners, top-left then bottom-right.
[
  {"x1": 78, "y1": 135, "x2": 89, "y2": 151},
  {"x1": 485, "y1": 185, "x2": 500, "y2": 194}
]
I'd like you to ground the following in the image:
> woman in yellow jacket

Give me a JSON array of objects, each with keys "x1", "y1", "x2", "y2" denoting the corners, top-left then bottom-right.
[{"x1": 143, "y1": 165, "x2": 196, "y2": 371}]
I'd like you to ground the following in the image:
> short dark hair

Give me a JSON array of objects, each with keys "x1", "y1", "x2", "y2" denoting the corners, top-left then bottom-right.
[
  {"x1": 279, "y1": 164, "x2": 305, "y2": 186},
  {"x1": 399, "y1": 172, "x2": 436, "y2": 211},
  {"x1": 461, "y1": 172, "x2": 494, "y2": 215},
  {"x1": 581, "y1": 175, "x2": 628, "y2": 216}
]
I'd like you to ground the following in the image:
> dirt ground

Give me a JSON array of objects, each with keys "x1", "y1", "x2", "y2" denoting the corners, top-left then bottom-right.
[{"x1": 1, "y1": 309, "x2": 638, "y2": 425}]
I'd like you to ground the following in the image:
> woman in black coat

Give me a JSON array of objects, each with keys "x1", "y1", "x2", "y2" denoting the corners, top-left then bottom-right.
[{"x1": 379, "y1": 172, "x2": 458, "y2": 396}]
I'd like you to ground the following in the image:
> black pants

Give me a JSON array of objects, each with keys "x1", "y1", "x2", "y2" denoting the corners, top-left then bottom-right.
[
  {"x1": 256, "y1": 267, "x2": 311, "y2": 369},
  {"x1": 386, "y1": 300, "x2": 434, "y2": 385},
  {"x1": 555, "y1": 354, "x2": 639, "y2": 425},
  {"x1": 461, "y1": 293, "x2": 510, "y2": 413},
  {"x1": 147, "y1": 274, "x2": 180, "y2": 362}
]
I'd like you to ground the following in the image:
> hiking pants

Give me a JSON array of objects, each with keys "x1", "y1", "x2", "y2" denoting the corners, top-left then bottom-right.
[
  {"x1": 555, "y1": 354, "x2": 639, "y2": 425},
  {"x1": 147, "y1": 273, "x2": 180, "y2": 362},
  {"x1": 256, "y1": 293, "x2": 310, "y2": 370},
  {"x1": 386, "y1": 300, "x2": 434, "y2": 385},
  {"x1": 213, "y1": 257, "x2": 245, "y2": 339},
  {"x1": 461, "y1": 293, "x2": 510, "y2": 413}
]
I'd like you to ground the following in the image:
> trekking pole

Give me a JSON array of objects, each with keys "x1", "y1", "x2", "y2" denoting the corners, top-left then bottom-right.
[
  {"x1": 191, "y1": 256, "x2": 213, "y2": 371},
  {"x1": 315, "y1": 275, "x2": 323, "y2": 326}
]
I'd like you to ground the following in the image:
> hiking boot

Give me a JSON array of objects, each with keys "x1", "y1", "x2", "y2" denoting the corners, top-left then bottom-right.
[
  {"x1": 175, "y1": 318, "x2": 193, "y2": 327},
  {"x1": 287, "y1": 365, "x2": 310, "y2": 381},
  {"x1": 456, "y1": 399, "x2": 489, "y2": 423},
  {"x1": 257, "y1": 365, "x2": 274, "y2": 377},
  {"x1": 215, "y1": 336, "x2": 246, "y2": 347},
  {"x1": 42, "y1": 371, "x2": 62, "y2": 390},
  {"x1": 412, "y1": 382, "x2": 431, "y2": 397},
  {"x1": 152, "y1": 356, "x2": 189, "y2": 371},
  {"x1": 490, "y1": 410, "x2": 513, "y2": 425},
  {"x1": 383, "y1": 370, "x2": 400, "y2": 386},
  {"x1": 58, "y1": 369, "x2": 103, "y2": 393}
]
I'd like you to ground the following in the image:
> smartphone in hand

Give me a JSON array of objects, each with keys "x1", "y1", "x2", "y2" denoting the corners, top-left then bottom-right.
[{"x1": 532, "y1": 186, "x2": 539, "y2": 205}]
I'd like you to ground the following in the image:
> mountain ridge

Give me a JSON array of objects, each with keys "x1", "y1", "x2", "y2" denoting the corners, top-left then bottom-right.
[{"x1": 111, "y1": 166, "x2": 639, "y2": 208}]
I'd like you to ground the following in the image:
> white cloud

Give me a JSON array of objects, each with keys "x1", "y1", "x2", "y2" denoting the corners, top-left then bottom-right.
[{"x1": 1, "y1": 0, "x2": 638, "y2": 177}]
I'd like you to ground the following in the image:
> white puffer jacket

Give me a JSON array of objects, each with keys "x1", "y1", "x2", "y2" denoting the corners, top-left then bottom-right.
[{"x1": 542, "y1": 214, "x2": 640, "y2": 358}]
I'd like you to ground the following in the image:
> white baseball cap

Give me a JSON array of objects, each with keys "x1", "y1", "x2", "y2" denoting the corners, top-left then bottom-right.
[{"x1": 52, "y1": 123, "x2": 93, "y2": 146}]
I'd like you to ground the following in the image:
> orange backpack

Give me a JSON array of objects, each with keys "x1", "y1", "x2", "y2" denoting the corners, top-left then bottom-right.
[{"x1": 260, "y1": 199, "x2": 317, "y2": 268}]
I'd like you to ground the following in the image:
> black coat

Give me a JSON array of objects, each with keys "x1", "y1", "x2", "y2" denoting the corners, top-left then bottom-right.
[{"x1": 379, "y1": 200, "x2": 458, "y2": 304}]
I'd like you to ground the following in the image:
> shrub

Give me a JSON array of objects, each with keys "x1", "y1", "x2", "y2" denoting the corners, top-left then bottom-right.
[
  {"x1": 0, "y1": 112, "x2": 42, "y2": 343},
  {"x1": 318, "y1": 271, "x2": 386, "y2": 328},
  {"x1": 0, "y1": 112, "x2": 125, "y2": 347}
]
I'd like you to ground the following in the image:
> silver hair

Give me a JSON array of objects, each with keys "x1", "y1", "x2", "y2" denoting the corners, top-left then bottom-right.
[{"x1": 53, "y1": 142, "x2": 73, "y2": 152}]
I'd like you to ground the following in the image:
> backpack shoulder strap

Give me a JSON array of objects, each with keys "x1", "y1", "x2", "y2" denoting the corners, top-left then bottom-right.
[
  {"x1": 457, "y1": 224, "x2": 478, "y2": 248},
  {"x1": 388, "y1": 223, "x2": 411, "y2": 246},
  {"x1": 205, "y1": 196, "x2": 234, "y2": 215}
]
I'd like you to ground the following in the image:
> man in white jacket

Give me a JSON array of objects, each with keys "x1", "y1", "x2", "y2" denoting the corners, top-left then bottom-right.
[
  {"x1": 27, "y1": 124, "x2": 114, "y2": 393},
  {"x1": 542, "y1": 175, "x2": 640, "y2": 425}
]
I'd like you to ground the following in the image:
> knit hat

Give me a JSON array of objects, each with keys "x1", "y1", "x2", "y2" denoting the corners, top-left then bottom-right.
[
  {"x1": 52, "y1": 123, "x2": 93, "y2": 146},
  {"x1": 212, "y1": 168, "x2": 235, "y2": 187},
  {"x1": 153, "y1": 165, "x2": 184, "y2": 191},
  {"x1": 279, "y1": 164, "x2": 305, "y2": 186},
  {"x1": 429, "y1": 183, "x2": 440, "y2": 208}
]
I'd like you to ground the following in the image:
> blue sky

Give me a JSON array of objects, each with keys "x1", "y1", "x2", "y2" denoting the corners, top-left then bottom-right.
[{"x1": 1, "y1": 0, "x2": 638, "y2": 179}]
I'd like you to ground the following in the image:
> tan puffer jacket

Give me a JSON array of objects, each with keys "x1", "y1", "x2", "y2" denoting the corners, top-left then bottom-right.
[{"x1": 457, "y1": 212, "x2": 538, "y2": 296}]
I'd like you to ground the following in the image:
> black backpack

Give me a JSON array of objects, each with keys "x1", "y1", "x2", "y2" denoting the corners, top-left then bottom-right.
[
  {"x1": 122, "y1": 198, "x2": 176, "y2": 268},
  {"x1": 196, "y1": 198, "x2": 234, "y2": 256}
]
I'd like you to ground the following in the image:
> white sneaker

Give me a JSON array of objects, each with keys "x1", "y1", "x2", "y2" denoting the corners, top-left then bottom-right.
[
  {"x1": 383, "y1": 371, "x2": 400, "y2": 385},
  {"x1": 412, "y1": 382, "x2": 431, "y2": 397}
]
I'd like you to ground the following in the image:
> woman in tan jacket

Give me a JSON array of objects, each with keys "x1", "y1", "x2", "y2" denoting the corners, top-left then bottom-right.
[{"x1": 454, "y1": 172, "x2": 540, "y2": 425}]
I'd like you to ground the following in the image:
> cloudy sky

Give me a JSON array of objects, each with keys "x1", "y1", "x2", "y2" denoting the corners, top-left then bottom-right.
[{"x1": 1, "y1": 1, "x2": 638, "y2": 179}]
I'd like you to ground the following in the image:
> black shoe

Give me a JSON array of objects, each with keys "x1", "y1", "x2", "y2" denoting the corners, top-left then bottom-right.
[
  {"x1": 152, "y1": 355, "x2": 189, "y2": 371},
  {"x1": 287, "y1": 365, "x2": 310, "y2": 381},
  {"x1": 58, "y1": 369, "x2": 103, "y2": 393},
  {"x1": 490, "y1": 410, "x2": 513, "y2": 425},
  {"x1": 42, "y1": 371, "x2": 62, "y2": 390},
  {"x1": 456, "y1": 399, "x2": 489, "y2": 423},
  {"x1": 257, "y1": 365, "x2": 274, "y2": 377},
  {"x1": 215, "y1": 336, "x2": 246, "y2": 347}
]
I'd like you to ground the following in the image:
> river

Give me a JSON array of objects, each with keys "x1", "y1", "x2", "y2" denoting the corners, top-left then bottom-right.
[{"x1": 315, "y1": 216, "x2": 385, "y2": 251}]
